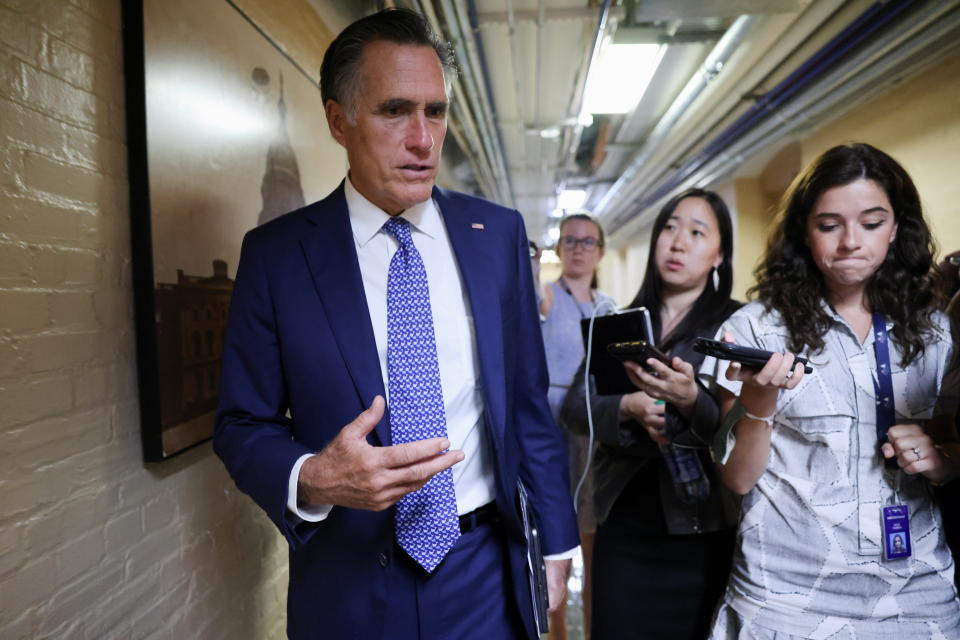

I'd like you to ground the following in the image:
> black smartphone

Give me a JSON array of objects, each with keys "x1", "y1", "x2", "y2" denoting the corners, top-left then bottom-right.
[
  {"x1": 607, "y1": 340, "x2": 672, "y2": 372},
  {"x1": 693, "y1": 338, "x2": 813, "y2": 374}
]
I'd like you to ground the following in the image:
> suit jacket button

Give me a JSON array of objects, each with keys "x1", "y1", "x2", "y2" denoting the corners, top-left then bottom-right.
[{"x1": 378, "y1": 552, "x2": 389, "y2": 567}]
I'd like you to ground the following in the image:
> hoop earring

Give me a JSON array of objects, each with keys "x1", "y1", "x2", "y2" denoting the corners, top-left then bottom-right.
[{"x1": 712, "y1": 267, "x2": 720, "y2": 291}]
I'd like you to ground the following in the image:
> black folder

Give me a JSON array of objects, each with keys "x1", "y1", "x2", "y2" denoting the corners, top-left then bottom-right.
[
  {"x1": 580, "y1": 307, "x2": 653, "y2": 395},
  {"x1": 518, "y1": 480, "x2": 549, "y2": 635}
]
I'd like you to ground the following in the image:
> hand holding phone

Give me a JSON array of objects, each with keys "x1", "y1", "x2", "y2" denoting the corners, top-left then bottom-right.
[
  {"x1": 693, "y1": 337, "x2": 813, "y2": 374},
  {"x1": 607, "y1": 341, "x2": 672, "y2": 372}
]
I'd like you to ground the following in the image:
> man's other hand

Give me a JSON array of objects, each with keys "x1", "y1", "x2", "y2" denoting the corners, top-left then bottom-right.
[
  {"x1": 297, "y1": 396, "x2": 464, "y2": 511},
  {"x1": 545, "y1": 557, "x2": 572, "y2": 614}
]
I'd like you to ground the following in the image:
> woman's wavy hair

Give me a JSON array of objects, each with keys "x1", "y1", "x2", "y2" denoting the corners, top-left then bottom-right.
[
  {"x1": 628, "y1": 188, "x2": 735, "y2": 353},
  {"x1": 749, "y1": 143, "x2": 939, "y2": 366}
]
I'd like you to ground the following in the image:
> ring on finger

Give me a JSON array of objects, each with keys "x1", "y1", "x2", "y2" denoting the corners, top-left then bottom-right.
[{"x1": 911, "y1": 446, "x2": 922, "y2": 461}]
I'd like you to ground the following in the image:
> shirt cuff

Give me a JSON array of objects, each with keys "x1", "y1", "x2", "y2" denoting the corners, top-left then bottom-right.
[
  {"x1": 544, "y1": 546, "x2": 580, "y2": 561},
  {"x1": 711, "y1": 401, "x2": 747, "y2": 465},
  {"x1": 287, "y1": 453, "x2": 334, "y2": 522}
]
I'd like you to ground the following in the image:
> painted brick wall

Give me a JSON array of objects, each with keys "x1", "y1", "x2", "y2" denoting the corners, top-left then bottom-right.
[{"x1": 0, "y1": 1, "x2": 289, "y2": 637}]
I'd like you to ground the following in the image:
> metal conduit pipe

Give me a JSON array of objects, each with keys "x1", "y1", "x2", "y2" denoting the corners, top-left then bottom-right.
[
  {"x1": 446, "y1": 0, "x2": 510, "y2": 203},
  {"x1": 640, "y1": 0, "x2": 912, "y2": 207},
  {"x1": 413, "y1": 0, "x2": 498, "y2": 197},
  {"x1": 459, "y1": 0, "x2": 515, "y2": 204},
  {"x1": 560, "y1": 0, "x2": 612, "y2": 175},
  {"x1": 617, "y1": 20, "x2": 960, "y2": 244},
  {"x1": 447, "y1": 114, "x2": 497, "y2": 197},
  {"x1": 594, "y1": 14, "x2": 759, "y2": 217},
  {"x1": 599, "y1": 0, "x2": 848, "y2": 222},
  {"x1": 505, "y1": 0, "x2": 528, "y2": 188},
  {"x1": 608, "y1": 0, "x2": 959, "y2": 241},
  {"x1": 608, "y1": 0, "x2": 920, "y2": 231},
  {"x1": 423, "y1": 0, "x2": 509, "y2": 203},
  {"x1": 467, "y1": 0, "x2": 514, "y2": 202},
  {"x1": 441, "y1": 0, "x2": 514, "y2": 205},
  {"x1": 534, "y1": 0, "x2": 545, "y2": 173},
  {"x1": 685, "y1": 4, "x2": 960, "y2": 197}
]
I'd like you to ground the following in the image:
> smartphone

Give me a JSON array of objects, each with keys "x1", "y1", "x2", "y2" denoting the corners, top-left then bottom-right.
[
  {"x1": 693, "y1": 337, "x2": 813, "y2": 374},
  {"x1": 607, "y1": 340, "x2": 672, "y2": 372}
]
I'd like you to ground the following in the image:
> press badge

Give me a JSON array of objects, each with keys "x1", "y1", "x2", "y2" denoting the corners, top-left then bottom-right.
[{"x1": 881, "y1": 504, "x2": 912, "y2": 560}]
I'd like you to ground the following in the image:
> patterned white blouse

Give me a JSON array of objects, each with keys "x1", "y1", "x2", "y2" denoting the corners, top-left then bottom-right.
[{"x1": 701, "y1": 301, "x2": 960, "y2": 640}]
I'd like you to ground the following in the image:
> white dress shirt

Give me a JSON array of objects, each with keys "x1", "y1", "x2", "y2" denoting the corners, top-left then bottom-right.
[{"x1": 287, "y1": 177, "x2": 496, "y2": 520}]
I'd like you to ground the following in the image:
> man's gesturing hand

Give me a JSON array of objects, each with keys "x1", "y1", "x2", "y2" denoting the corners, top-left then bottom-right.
[{"x1": 297, "y1": 396, "x2": 465, "y2": 511}]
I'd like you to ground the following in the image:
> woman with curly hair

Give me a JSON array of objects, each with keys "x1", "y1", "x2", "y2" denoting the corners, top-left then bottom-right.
[{"x1": 704, "y1": 143, "x2": 960, "y2": 639}]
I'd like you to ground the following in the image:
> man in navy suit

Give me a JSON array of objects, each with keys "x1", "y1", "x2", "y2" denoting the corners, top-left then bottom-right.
[{"x1": 214, "y1": 8, "x2": 579, "y2": 640}]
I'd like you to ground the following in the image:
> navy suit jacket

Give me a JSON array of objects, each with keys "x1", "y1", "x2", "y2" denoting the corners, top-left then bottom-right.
[{"x1": 214, "y1": 183, "x2": 579, "y2": 639}]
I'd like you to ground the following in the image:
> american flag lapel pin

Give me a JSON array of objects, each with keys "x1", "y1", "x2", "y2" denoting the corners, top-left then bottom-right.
[{"x1": 471, "y1": 222, "x2": 485, "y2": 230}]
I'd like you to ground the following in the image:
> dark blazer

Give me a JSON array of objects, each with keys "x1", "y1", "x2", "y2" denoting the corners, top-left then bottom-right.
[
  {"x1": 561, "y1": 300, "x2": 741, "y2": 534},
  {"x1": 214, "y1": 182, "x2": 579, "y2": 639}
]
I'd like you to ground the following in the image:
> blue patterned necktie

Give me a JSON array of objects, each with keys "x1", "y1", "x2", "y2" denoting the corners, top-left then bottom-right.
[{"x1": 382, "y1": 216, "x2": 460, "y2": 572}]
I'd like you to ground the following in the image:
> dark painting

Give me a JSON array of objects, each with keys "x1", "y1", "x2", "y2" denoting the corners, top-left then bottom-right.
[{"x1": 122, "y1": 0, "x2": 345, "y2": 460}]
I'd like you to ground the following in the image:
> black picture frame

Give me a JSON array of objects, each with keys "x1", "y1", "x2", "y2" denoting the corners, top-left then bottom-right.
[{"x1": 121, "y1": 0, "x2": 344, "y2": 461}]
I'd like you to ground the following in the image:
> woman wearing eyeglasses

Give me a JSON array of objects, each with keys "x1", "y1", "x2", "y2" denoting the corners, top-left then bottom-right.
[
  {"x1": 561, "y1": 189, "x2": 741, "y2": 640},
  {"x1": 540, "y1": 211, "x2": 615, "y2": 639}
]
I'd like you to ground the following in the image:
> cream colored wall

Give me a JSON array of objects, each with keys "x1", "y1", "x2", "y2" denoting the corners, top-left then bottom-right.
[
  {"x1": 597, "y1": 232, "x2": 651, "y2": 308},
  {"x1": 801, "y1": 51, "x2": 960, "y2": 257},
  {"x1": 730, "y1": 178, "x2": 777, "y2": 302},
  {"x1": 0, "y1": 0, "x2": 340, "y2": 637}
]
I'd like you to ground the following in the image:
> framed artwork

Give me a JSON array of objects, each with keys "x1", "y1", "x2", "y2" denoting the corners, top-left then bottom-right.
[{"x1": 121, "y1": 0, "x2": 345, "y2": 461}]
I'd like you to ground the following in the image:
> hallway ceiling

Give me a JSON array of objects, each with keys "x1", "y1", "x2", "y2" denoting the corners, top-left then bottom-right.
[
  {"x1": 313, "y1": 0, "x2": 960, "y2": 247},
  {"x1": 417, "y1": 0, "x2": 816, "y2": 246}
]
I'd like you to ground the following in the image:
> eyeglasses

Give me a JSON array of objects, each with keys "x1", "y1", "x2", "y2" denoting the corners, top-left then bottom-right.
[{"x1": 560, "y1": 235, "x2": 601, "y2": 251}]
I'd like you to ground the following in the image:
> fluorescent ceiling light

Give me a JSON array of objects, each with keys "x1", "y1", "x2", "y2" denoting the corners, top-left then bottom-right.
[
  {"x1": 547, "y1": 226, "x2": 561, "y2": 241},
  {"x1": 583, "y1": 43, "x2": 663, "y2": 114},
  {"x1": 557, "y1": 189, "x2": 587, "y2": 211}
]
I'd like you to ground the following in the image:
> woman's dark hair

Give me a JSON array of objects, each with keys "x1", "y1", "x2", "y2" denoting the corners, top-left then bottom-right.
[
  {"x1": 558, "y1": 212, "x2": 605, "y2": 289},
  {"x1": 628, "y1": 188, "x2": 736, "y2": 353},
  {"x1": 750, "y1": 142, "x2": 938, "y2": 366},
  {"x1": 320, "y1": 8, "x2": 457, "y2": 118}
]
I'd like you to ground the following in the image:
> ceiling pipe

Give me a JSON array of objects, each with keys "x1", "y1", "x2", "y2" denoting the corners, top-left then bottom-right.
[
  {"x1": 559, "y1": 0, "x2": 613, "y2": 179},
  {"x1": 606, "y1": 0, "x2": 920, "y2": 232},
  {"x1": 426, "y1": 0, "x2": 513, "y2": 204},
  {"x1": 534, "y1": 0, "x2": 545, "y2": 179},
  {"x1": 504, "y1": 0, "x2": 529, "y2": 189},
  {"x1": 457, "y1": 0, "x2": 514, "y2": 203},
  {"x1": 680, "y1": 2, "x2": 960, "y2": 198},
  {"x1": 462, "y1": 0, "x2": 515, "y2": 204},
  {"x1": 608, "y1": 0, "x2": 957, "y2": 241},
  {"x1": 413, "y1": 0, "x2": 500, "y2": 197},
  {"x1": 593, "y1": 14, "x2": 758, "y2": 217}
]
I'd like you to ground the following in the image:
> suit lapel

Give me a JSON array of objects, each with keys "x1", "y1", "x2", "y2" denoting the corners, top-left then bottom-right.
[
  {"x1": 434, "y1": 188, "x2": 507, "y2": 441},
  {"x1": 300, "y1": 184, "x2": 390, "y2": 445}
]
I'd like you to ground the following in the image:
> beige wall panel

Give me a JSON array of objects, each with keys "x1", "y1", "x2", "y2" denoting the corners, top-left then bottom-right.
[
  {"x1": 234, "y1": 0, "x2": 335, "y2": 84},
  {"x1": 802, "y1": 50, "x2": 960, "y2": 257}
]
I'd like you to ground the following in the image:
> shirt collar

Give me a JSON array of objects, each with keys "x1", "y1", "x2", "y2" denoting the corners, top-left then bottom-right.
[
  {"x1": 820, "y1": 297, "x2": 893, "y2": 346},
  {"x1": 344, "y1": 176, "x2": 441, "y2": 248}
]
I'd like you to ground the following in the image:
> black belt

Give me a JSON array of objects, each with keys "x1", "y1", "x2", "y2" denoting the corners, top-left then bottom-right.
[{"x1": 458, "y1": 502, "x2": 499, "y2": 534}]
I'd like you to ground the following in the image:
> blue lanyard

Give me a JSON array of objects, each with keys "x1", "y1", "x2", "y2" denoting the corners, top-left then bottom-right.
[{"x1": 871, "y1": 313, "x2": 897, "y2": 466}]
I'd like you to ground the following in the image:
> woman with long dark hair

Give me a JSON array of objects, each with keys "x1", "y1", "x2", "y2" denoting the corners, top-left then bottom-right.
[
  {"x1": 705, "y1": 143, "x2": 960, "y2": 638},
  {"x1": 561, "y1": 188, "x2": 741, "y2": 639}
]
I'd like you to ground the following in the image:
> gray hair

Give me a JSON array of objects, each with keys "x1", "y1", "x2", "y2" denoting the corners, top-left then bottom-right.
[{"x1": 319, "y1": 8, "x2": 457, "y2": 122}]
